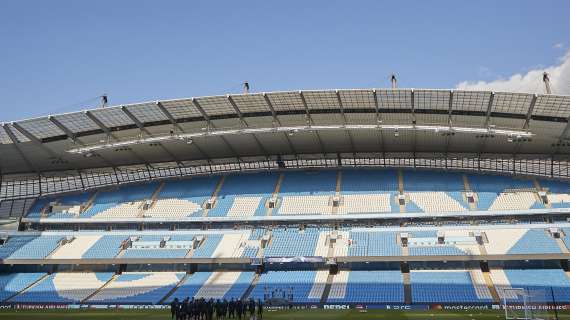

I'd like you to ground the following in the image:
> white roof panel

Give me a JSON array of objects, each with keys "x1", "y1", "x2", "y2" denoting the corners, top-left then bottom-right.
[
  {"x1": 160, "y1": 99, "x2": 202, "y2": 119},
  {"x1": 452, "y1": 91, "x2": 492, "y2": 113},
  {"x1": 266, "y1": 92, "x2": 305, "y2": 112},
  {"x1": 532, "y1": 95, "x2": 570, "y2": 118},
  {"x1": 376, "y1": 89, "x2": 412, "y2": 110},
  {"x1": 414, "y1": 89, "x2": 450, "y2": 111},
  {"x1": 338, "y1": 89, "x2": 376, "y2": 109},
  {"x1": 492, "y1": 92, "x2": 533, "y2": 115},
  {"x1": 124, "y1": 102, "x2": 168, "y2": 123},
  {"x1": 194, "y1": 96, "x2": 235, "y2": 116},
  {"x1": 54, "y1": 112, "x2": 100, "y2": 133},
  {"x1": 302, "y1": 90, "x2": 340, "y2": 110},
  {"x1": 90, "y1": 107, "x2": 135, "y2": 128},
  {"x1": 230, "y1": 94, "x2": 269, "y2": 114},
  {"x1": 17, "y1": 118, "x2": 65, "y2": 139}
]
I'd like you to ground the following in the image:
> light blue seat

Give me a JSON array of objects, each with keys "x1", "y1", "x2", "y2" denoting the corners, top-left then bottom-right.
[
  {"x1": 411, "y1": 270, "x2": 492, "y2": 303},
  {"x1": 0, "y1": 273, "x2": 46, "y2": 301},
  {"x1": 508, "y1": 229, "x2": 561, "y2": 254},
  {"x1": 248, "y1": 271, "x2": 318, "y2": 303},
  {"x1": 328, "y1": 270, "x2": 404, "y2": 303},
  {"x1": 208, "y1": 173, "x2": 278, "y2": 217}
]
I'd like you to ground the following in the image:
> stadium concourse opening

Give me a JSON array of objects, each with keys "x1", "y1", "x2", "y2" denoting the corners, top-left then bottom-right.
[{"x1": 0, "y1": 89, "x2": 570, "y2": 320}]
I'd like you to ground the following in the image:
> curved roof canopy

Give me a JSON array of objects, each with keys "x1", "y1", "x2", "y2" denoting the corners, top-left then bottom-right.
[{"x1": 1, "y1": 88, "x2": 570, "y2": 175}]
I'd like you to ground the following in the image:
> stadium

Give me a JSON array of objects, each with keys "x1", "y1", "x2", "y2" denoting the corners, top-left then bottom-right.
[{"x1": 0, "y1": 86, "x2": 569, "y2": 319}]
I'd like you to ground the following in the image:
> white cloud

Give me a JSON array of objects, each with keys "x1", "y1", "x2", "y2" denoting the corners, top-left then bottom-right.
[
  {"x1": 554, "y1": 42, "x2": 564, "y2": 49},
  {"x1": 456, "y1": 53, "x2": 570, "y2": 95}
]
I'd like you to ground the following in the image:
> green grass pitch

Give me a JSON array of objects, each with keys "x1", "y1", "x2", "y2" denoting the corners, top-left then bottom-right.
[{"x1": 0, "y1": 309, "x2": 567, "y2": 320}]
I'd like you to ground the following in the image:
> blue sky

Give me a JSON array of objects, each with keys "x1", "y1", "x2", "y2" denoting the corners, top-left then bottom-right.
[{"x1": 1, "y1": 0, "x2": 569, "y2": 121}]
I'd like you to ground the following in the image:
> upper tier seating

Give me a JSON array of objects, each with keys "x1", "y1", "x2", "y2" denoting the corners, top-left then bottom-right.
[
  {"x1": 24, "y1": 170, "x2": 570, "y2": 220},
  {"x1": 208, "y1": 173, "x2": 278, "y2": 217},
  {"x1": 248, "y1": 271, "x2": 320, "y2": 303},
  {"x1": 411, "y1": 269, "x2": 493, "y2": 303},
  {"x1": 404, "y1": 171, "x2": 468, "y2": 212},
  {"x1": 327, "y1": 270, "x2": 404, "y2": 303},
  {"x1": 274, "y1": 171, "x2": 337, "y2": 215},
  {"x1": 82, "y1": 183, "x2": 159, "y2": 219},
  {"x1": 11, "y1": 272, "x2": 114, "y2": 303},
  {"x1": 540, "y1": 180, "x2": 570, "y2": 208},
  {"x1": 146, "y1": 177, "x2": 220, "y2": 218},
  {"x1": 468, "y1": 174, "x2": 542, "y2": 211},
  {"x1": 340, "y1": 169, "x2": 399, "y2": 213},
  {"x1": 87, "y1": 272, "x2": 184, "y2": 304},
  {"x1": 27, "y1": 192, "x2": 92, "y2": 219}
]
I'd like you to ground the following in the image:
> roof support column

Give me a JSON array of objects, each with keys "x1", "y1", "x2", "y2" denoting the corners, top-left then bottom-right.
[
  {"x1": 2, "y1": 124, "x2": 39, "y2": 173},
  {"x1": 193, "y1": 98, "x2": 241, "y2": 161},
  {"x1": 522, "y1": 95, "x2": 538, "y2": 130},
  {"x1": 478, "y1": 92, "x2": 496, "y2": 155},
  {"x1": 444, "y1": 90, "x2": 455, "y2": 153},
  {"x1": 227, "y1": 95, "x2": 269, "y2": 155},
  {"x1": 336, "y1": 90, "x2": 356, "y2": 153},
  {"x1": 263, "y1": 94, "x2": 297, "y2": 155},
  {"x1": 299, "y1": 91, "x2": 326, "y2": 155},
  {"x1": 85, "y1": 110, "x2": 149, "y2": 166},
  {"x1": 373, "y1": 89, "x2": 386, "y2": 157},
  {"x1": 121, "y1": 106, "x2": 181, "y2": 163},
  {"x1": 156, "y1": 101, "x2": 209, "y2": 160}
]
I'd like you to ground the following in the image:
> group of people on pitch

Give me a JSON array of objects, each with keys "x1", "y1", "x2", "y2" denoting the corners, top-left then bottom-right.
[{"x1": 170, "y1": 297, "x2": 263, "y2": 320}]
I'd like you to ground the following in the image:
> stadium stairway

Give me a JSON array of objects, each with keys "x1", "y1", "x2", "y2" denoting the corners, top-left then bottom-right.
[
  {"x1": 203, "y1": 176, "x2": 226, "y2": 218},
  {"x1": 241, "y1": 273, "x2": 260, "y2": 300},
  {"x1": 398, "y1": 170, "x2": 405, "y2": 213},
  {"x1": 159, "y1": 272, "x2": 190, "y2": 304},
  {"x1": 462, "y1": 174, "x2": 477, "y2": 210},
  {"x1": 266, "y1": 173, "x2": 284, "y2": 217},
  {"x1": 2, "y1": 273, "x2": 50, "y2": 303},
  {"x1": 481, "y1": 271, "x2": 500, "y2": 303},
  {"x1": 79, "y1": 191, "x2": 99, "y2": 216},
  {"x1": 44, "y1": 239, "x2": 65, "y2": 259},
  {"x1": 401, "y1": 263, "x2": 412, "y2": 304},
  {"x1": 81, "y1": 274, "x2": 119, "y2": 304},
  {"x1": 555, "y1": 236, "x2": 570, "y2": 253},
  {"x1": 319, "y1": 272, "x2": 334, "y2": 304},
  {"x1": 331, "y1": 171, "x2": 342, "y2": 215},
  {"x1": 145, "y1": 182, "x2": 166, "y2": 215},
  {"x1": 534, "y1": 179, "x2": 552, "y2": 209}
]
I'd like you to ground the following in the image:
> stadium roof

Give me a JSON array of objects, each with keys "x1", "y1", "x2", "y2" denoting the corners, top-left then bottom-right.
[{"x1": 1, "y1": 88, "x2": 570, "y2": 175}]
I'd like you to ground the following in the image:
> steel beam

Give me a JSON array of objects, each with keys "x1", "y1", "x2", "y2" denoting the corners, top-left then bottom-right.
[
  {"x1": 523, "y1": 94, "x2": 538, "y2": 129},
  {"x1": 227, "y1": 96, "x2": 268, "y2": 155},
  {"x1": 11, "y1": 122, "x2": 59, "y2": 158},
  {"x1": 121, "y1": 106, "x2": 181, "y2": 163},
  {"x1": 193, "y1": 99, "x2": 241, "y2": 160},
  {"x1": 483, "y1": 92, "x2": 496, "y2": 127},
  {"x1": 48, "y1": 116, "x2": 116, "y2": 169},
  {"x1": 263, "y1": 94, "x2": 297, "y2": 155},
  {"x1": 156, "y1": 101, "x2": 209, "y2": 159},
  {"x1": 444, "y1": 90, "x2": 455, "y2": 153},
  {"x1": 299, "y1": 91, "x2": 326, "y2": 155},
  {"x1": 336, "y1": 90, "x2": 355, "y2": 153},
  {"x1": 2, "y1": 124, "x2": 38, "y2": 173},
  {"x1": 372, "y1": 89, "x2": 386, "y2": 156},
  {"x1": 84, "y1": 110, "x2": 149, "y2": 166}
]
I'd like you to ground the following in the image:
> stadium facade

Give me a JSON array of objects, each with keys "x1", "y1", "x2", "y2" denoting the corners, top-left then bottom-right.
[{"x1": 0, "y1": 88, "x2": 570, "y2": 311}]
